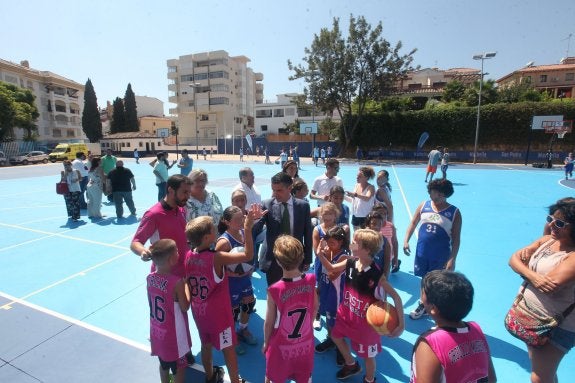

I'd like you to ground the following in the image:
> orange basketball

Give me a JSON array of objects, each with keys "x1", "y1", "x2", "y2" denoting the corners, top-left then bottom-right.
[{"x1": 366, "y1": 301, "x2": 399, "y2": 335}]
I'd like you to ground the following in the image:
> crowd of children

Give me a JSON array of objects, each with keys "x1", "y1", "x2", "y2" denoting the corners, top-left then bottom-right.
[{"x1": 144, "y1": 162, "x2": 495, "y2": 383}]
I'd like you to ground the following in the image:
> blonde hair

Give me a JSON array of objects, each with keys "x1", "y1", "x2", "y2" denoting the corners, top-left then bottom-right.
[
  {"x1": 353, "y1": 229, "x2": 382, "y2": 257},
  {"x1": 150, "y1": 239, "x2": 178, "y2": 266},
  {"x1": 319, "y1": 201, "x2": 341, "y2": 218},
  {"x1": 185, "y1": 216, "x2": 214, "y2": 248},
  {"x1": 188, "y1": 169, "x2": 208, "y2": 184},
  {"x1": 273, "y1": 235, "x2": 304, "y2": 271}
]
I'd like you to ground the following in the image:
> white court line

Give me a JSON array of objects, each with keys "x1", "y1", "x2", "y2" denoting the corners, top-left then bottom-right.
[
  {"x1": 0, "y1": 290, "x2": 149, "y2": 352},
  {"x1": 0, "y1": 222, "x2": 127, "y2": 250},
  {"x1": 0, "y1": 251, "x2": 131, "y2": 310},
  {"x1": 392, "y1": 164, "x2": 414, "y2": 222}
]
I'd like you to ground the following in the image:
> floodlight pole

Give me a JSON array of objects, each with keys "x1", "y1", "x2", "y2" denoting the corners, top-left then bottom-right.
[{"x1": 473, "y1": 52, "x2": 496, "y2": 164}]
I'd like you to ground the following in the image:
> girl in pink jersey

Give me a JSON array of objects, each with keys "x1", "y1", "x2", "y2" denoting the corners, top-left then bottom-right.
[
  {"x1": 263, "y1": 235, "x2": 318, "y2": 383},
  {"x1": 410, "y1": 270, "x2": 496, "y2": 383},
  {"x1": 317, "y1": 229, "x2": 404, "y2": 383},
  {"x1": 147, "y1": 239, "x2": 191, "y2": 383},
  {"x1": 184, "y1": 205, "x2": 263, "y2": 383}
]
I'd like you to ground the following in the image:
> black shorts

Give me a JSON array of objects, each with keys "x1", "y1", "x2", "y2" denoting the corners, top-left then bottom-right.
[{"x1": 351, "y1": 215, "x2": 366, "y2": 228}]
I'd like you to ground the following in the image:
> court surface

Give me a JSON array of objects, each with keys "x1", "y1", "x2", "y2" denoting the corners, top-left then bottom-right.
[{"x1": 0, "y1": 155, "x2": 574, "y2": 383}]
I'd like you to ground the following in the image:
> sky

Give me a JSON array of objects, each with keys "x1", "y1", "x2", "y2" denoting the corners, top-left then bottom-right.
[{"x1": 2, "y1": 0, "x2": 574, "y2": 115}]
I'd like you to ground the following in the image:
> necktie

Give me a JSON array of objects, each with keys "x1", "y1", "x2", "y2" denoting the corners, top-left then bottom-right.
[{"x1": 281, "y1": 202, "x2": 290, "y2": 234}]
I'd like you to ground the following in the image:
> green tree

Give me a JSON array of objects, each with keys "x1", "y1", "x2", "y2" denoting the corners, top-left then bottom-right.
[
  {"x1": 497, "y1": 81, "x2": 544, "y2": 103},
  {"x1": 124, "y1": 83, "x2": 139, "y2": 132},
  {"x1": 463, "y1": 79, "x2": 498, "y2": 107},
  {"x1": 110, "y1": 97, "x2": 126, "y2": 133},
  {"x1": 0, "y1": 81, "x2": 39, "y2": 141},
  {"x1": 81, "y1": 79, "x2": 103, "y2": 142},
  {"x1": 442, "y1": 80, "x2": 467, "y2": 102},
  {"x1": 289, "y1": 15, "x2": 416, "y2": 152}
]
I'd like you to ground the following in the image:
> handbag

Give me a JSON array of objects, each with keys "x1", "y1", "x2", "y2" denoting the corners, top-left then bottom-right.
[
  {"x1": 56, "y1": 181, "x2": 69, "y2": 195},
  {"x1": 504, "y1": 282, "x2": 575, "y2": 347}
]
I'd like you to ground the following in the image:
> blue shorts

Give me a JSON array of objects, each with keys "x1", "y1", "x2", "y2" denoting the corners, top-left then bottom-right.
[
  {"x1": 413, "y1": 255, "x2": 449, "y2": 277},
  {"x1": 549, "y1": 326, "x2": 575, "y2": 353},
  {"x1": 228, "y1": 274, "x2": 254, "y2": 307}
]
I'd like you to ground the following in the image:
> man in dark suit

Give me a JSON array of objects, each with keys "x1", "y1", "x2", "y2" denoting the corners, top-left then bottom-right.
[{"x1": 253, "y1": 172, "x2": 313, "y2": 286}]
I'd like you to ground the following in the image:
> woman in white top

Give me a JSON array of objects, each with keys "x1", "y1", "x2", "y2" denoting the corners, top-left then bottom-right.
[
  {"x1": 60, "y1": 160, "x2": 82, "y2": 221},
  {"x1": 345, "y1": 166, "x2": 376, "y2": 230},
  {"x1": 86, "y1": 157, "x2": 105, "y2": 219},
  {"x1": 185, "y1": 169, "x2": 223, "y2": 223}
]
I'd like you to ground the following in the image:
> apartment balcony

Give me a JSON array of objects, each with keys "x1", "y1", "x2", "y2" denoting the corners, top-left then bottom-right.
[
  {"x1": 389, "y1": 86, "x2": 444, "y2": 97},
  {"x1": 169, "y1": 108, "x2": 179, "y2": 115},
  {"x1": 169, "y1": 95, "x2": 178, "y2": 103},
  {"x1": 168, "y1": 83, "x2": 177, "y2": 92}
]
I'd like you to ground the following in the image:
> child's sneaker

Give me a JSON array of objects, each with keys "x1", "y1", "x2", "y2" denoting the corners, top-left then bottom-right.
[
  {"x1": 185, "y1": 351, "x2": 195, "y2": 366},
  {"x1": 237, "y1": 328, "x2": 258, "y2": 345},
  {"x1": 363, "y1": 376, "x2": 377, "y2": 383},
  {"x1": 313, "y1": 316, "x2": 322, "y2": 330},
  {"x1": 206, "y1": 366, "x2": 225, "y2": 383},
  {"x1": 315, "y1": 337, "x2": 335, "y2": 353},
  {"x1": 336, "y1": 361, "x2": 361, "y2": 380},
  {"x1": 391, "y1": 259, "x2": 401, "y2": 273},
  {"x1": 409, "y1": 302, "x2": 426, "y2": 320}
]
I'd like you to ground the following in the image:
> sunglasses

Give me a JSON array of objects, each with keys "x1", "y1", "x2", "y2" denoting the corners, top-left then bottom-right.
[{"x1": 547, "y1": 215, "x2": 570, "y2": 229}]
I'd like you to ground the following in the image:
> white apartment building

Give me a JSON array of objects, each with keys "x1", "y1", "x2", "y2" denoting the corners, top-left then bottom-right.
[
  {"x1": 0, "y1": 59, "x2": 85, "y2": 144},
  {"x1": 167, "y1": 50, "x2": 263, "y2": 146},
  {"x1": 254, "y1": 93, "x2": 339, "y2": 136}
]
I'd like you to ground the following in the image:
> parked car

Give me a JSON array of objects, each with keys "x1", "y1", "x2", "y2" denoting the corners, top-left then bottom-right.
[
  {"x1": 0, "y1": 151, "x2": 7, "y2": 166},
  {"x1": 10, "y1": 151, "x2": 49, "y2": 165}
]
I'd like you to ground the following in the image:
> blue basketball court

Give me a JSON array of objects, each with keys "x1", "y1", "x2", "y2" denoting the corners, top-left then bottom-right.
[{"x1": 0, "y1": 155, "x2": 573, "y2": 382}]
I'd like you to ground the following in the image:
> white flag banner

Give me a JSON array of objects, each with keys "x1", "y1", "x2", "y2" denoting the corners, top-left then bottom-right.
[{"x1": 245, "y1": 134, "x2": 253, "y2": 151}]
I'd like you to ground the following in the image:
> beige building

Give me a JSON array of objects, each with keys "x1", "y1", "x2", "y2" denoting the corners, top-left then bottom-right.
[
  {"x1": 497, "y1": 57, "x2": 575, "y2": 99},
  {"x1": 167, "y1": 50, "x2": 263, "y2": 147},
  {"x1": 391, "y1": 67, "x2": 480, "y2": 99},
  {"x1": 0, "y1": 58, "x2": 85, "y2": 144}
]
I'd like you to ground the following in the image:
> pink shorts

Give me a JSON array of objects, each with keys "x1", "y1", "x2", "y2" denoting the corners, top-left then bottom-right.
[
  {"x1": 331, "y1": 318, "x2": 381, "y2": 358},
  {"x1": 198, "y1": 326, "x2": 237, "y2": 351}
]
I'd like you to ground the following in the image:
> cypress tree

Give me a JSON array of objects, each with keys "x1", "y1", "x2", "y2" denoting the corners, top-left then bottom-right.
[
  {"x1": 81, "y1": 79, "x2": 103, "y2": 142},
  {"x1": 124, "y1": 83, "x2": 139, "y2": 132},
  {"x1": 110, "y1": 97, "x2": 126, "y2": 133}
]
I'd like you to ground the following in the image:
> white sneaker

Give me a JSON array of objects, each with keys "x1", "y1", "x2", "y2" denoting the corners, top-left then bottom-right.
[
  {"x1": 313, "y1": 318, "x2": 321, "y2": 331},
  {"x1": 409, "y1": 303, "x2": 426, "y2": 320}
]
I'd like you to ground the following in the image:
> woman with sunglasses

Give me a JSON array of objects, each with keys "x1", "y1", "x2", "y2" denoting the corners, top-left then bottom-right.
[{"x1": 508, "y1": 198, "x2": 575, "y2": 383}]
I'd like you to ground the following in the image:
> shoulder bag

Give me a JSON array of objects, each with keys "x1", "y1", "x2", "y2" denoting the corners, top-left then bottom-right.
[{"x1": 504, "y1": 282, "x2": 575, "y2": 347}]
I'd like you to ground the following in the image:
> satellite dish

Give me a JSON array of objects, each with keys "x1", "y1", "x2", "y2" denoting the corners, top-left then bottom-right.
[{"x1": 525, "y1": 61, "x2": 534, "y2": 67}]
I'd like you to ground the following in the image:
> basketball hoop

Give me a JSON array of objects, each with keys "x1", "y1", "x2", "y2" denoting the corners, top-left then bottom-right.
[{"x1": 543, "y1": 120, "x2": 573, "y2": 139}]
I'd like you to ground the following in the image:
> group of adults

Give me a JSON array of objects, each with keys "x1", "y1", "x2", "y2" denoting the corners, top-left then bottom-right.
[{"x1": 59, "y1": 148, "x2": 136, "y2": 221}]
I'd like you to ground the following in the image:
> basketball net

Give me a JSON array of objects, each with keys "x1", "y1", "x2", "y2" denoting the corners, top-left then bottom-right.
[{"x1": 543, "y1": 120, "x2": 573, "y2": 139}]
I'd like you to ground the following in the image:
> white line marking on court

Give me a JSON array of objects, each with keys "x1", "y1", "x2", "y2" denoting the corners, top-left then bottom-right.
[
  {"x1": 392, "y1": 164, "x2": 413, "y2": 222},
  {"x1": 0, "y1": 251, "x2": 131, "y2": 310},
  {"x1": 0, "y1": 290, "x2": 150, "y2": 352},
  {"x1": 0, "y1": 222, "x2": 128, "y2": 250}
]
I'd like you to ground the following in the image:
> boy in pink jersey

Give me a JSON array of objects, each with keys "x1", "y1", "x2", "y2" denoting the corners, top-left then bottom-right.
[
  {"x1": 263, "y1": 235, "x2": 318, "y2": 383},
  {"x1": 147, "y1": 239, "x2": 191, "y2": 383},
  {"x1": 317, "y1": 229, "x2": 405, "y2": 383},
  {"x1": 185, "y1": 205, "x2": 262, "y2": 383},
  {"x1": 410, "y1": 270, "x2": 496, "y2": 383}
]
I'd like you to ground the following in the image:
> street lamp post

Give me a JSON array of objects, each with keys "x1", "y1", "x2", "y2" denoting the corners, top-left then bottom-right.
[
  {"x1": 189, "y1": 82, "x2": 201, "y2": 159},
  {"x1": 472, "y1": 52, "x2": 496, "y2": 164}
]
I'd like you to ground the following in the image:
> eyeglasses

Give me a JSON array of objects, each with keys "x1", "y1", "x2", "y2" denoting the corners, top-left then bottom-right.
[{"x1": 547, "y1": 215, "x2": 570, "y2": 229}]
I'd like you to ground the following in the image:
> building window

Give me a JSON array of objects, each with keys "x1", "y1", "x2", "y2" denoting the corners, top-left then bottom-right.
[
  {"x1": 210, "y1": 97, "x2": 229, "y2": 105},
  {"x1": 126, "y1": 142, "x2": 131, "y2": 147},
  {"x1": 168, "y1": 66, "x2": 177, "y2": 73},
  {"x1": 274, "y1": 109, "x2": 284, "y2": 117},
  {"x1": 210, "y1": 83, "x2": 229, "y2": 92},
  {"x1": 285, "y1": 108, "x2": 295, "y2": 116},
  {"x1": 200, "y1": 114, "x2": 209, "y2": 121},
  {"x1": 157, "y1": 142, "x2": 162, "y2": 147},
  {"x1": 209, "y1": 71, "x2": 229, "y2": 79},
  {"x1": 66, "y1": 130, "x2": 75, "y2": 137},
  {"x1": 256, "y1": 109, "x2": 273, "y2": 118},
  {"x1": 261, "y1": 125, "x2": 268, "y2": 131},
  {"x1": 539, "y1": 75, "x2": 547, "y2": 83},
  {"x1": 139, "y1": 142, "x2": 143, "y2": 147},
  {"x1": 566, "y1": 73, "x2": 574, "y2": 81},
  {"x1": 524, "y1": 76, "x2": 532, "y2": 83}
]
